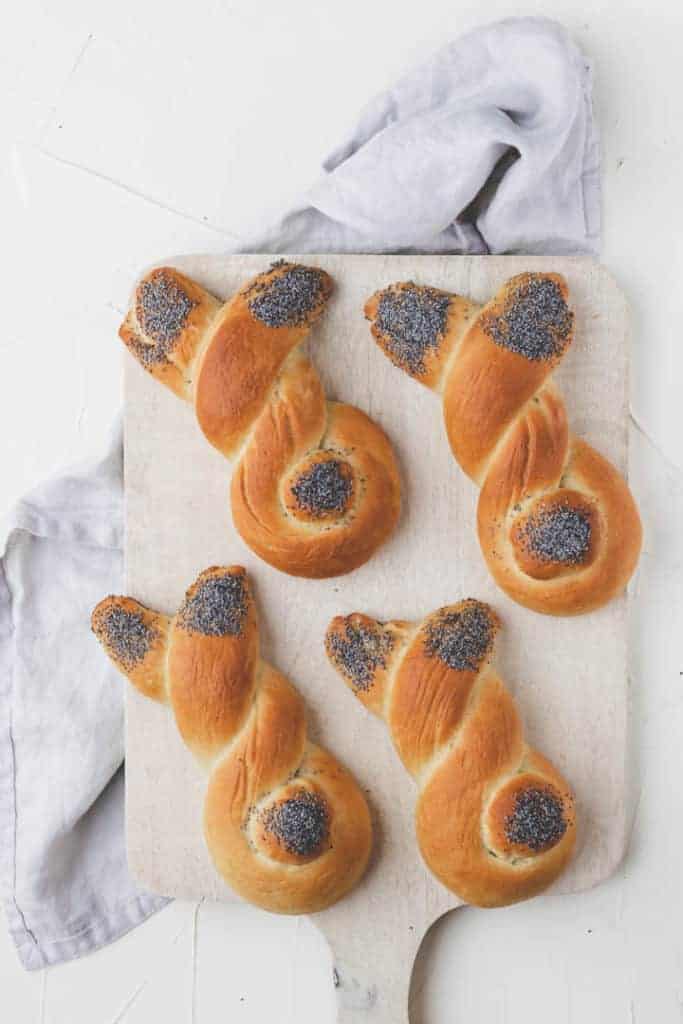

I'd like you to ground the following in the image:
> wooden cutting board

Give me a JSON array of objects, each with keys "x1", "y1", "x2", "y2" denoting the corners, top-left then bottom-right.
[{"x1": 124, "y1": 254, "x2": 631, "y2": 1023}]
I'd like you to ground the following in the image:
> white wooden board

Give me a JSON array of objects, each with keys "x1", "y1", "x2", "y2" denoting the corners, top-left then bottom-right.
[{"x1": 124, "y1": 254, "x2": 631, "y2": 1023}]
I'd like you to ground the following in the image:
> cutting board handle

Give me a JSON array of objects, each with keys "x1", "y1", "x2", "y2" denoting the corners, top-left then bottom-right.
[
  {"x1": 333, "y1": 956, "x2": 410, "y2": 1023},
  {"x1": 320, "y1": 915, "x2": 427, "y2": 1023}
]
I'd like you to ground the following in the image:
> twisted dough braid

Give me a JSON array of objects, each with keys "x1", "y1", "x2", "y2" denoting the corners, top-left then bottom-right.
[
  {"x1": 326, "y1": 600, "x2": 576, "y2": 908},
  {"x1": 365, "y1": 272, "x2": 642, "y2": 615},
  {"x1": 92, "y1": 566, "x2": 372, "y2": 913},
  {"x1": 121, "y1": 260, "x2": 401, "y2": 578}
]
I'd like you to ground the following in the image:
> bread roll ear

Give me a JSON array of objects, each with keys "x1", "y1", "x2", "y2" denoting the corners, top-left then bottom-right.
[
  {"x1": 120, "y1": 267, "x2": 221, "y2": 400},
  {"x1": 326, "y1": 599, "x2": 576, "y2": 908},
  {"x1": 365, "y1": 272, "x2": 642, "y2": 615},
  {"x1": 91, "y1": 596, "x2": 170, "y2": 703}
]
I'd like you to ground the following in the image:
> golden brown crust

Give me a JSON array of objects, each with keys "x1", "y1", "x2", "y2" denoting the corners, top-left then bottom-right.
[
  {"x1": 443, "y1": 273, "x2": 571, "y2": 481},
  {"x1": 167, "y1": 567, "x2": 259, "y2": 760},
  {"x1": 194, "y1": 292, "x2": 310, "y2": 458},
  {"x1": 92, "y1": 567, "x2": 372, "y2": 914},
  {"x1": 231, "y1": 356, "x2": 402, "y2": 577},
  {"x1": 477, "y1": 423, "x2": 642, "y2": 615},
  {"x1": 365, "y1": 271, "x2": 642, "y2": 615},
  {"x1": 206, "y1": 734, "x2": 371, "y2": 914},
  {"x1": 326, "y1": 601, "x2": 576, "y2": 908},
  {"x1": 122, "y1": 261, "x2": 401, "y2": 578}
]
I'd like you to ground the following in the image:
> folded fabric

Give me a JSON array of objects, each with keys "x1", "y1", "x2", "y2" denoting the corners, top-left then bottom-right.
[
  {"x1": 0, "y1": 16, "x2": 600, "y2": 969},
  {"x1": 262, "y1": 15, "x2": 599, "y2": 255},
  {"x1": 0, "y1": 418, "x2": 166, "y2": 970}
]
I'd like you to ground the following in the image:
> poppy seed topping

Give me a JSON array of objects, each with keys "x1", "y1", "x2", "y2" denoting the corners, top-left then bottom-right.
[
  {"x1": 374, "y1": 284, "x2": 451, "y2": 375},
  {"x1": 291, "y1": 459, "x2": 353, "y2": 517},
  {"x1": 179, "y1": 573, "x2": 249, "y2": 637},
  {"x1": 504, "y1": 787, "x2": 567, "y2": 852},
  {"x1": 94, "y1": 605, "x2": 157, "y2": 669},
  {"x1": 326, "y1": 620, "x2": 394, "y2": 692},
  {"x1": 247, "y1": 263, "x2": 328, "y2": 328},
  {"x1": 481, "y1": 277, "x2": 573, "y2": 362},
  {"x1": 519, "y1": 504, "x2": 592, "y2": 566},
  {"x1": 424, "y1": 602, "x2": 495, "y2": 672},
  {"x1": 263, "y1": 791, "x2": 330, "y2": 858},
  {"x1": 136, "y1": 271, "x2": 196, "y2": 361}
]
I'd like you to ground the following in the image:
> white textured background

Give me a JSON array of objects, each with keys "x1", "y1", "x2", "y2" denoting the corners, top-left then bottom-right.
[{"x1": 1, "y1": 1, "x2": 682, "y2": 1022}]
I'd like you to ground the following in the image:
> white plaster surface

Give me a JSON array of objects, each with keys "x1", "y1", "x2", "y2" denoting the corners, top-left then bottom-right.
[{"x1": 1, "y1": 1, "x2": 682, "y2": 1022}]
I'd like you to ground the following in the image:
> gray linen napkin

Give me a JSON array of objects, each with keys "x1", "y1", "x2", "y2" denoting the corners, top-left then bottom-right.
[{"x1": 0, "y1": 16, "x2": 599, "y2": 969}]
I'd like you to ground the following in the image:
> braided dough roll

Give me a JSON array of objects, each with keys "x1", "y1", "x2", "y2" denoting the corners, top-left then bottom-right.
[
  {"x1": 92, "y1": 566, "x2": 372, "y2": 913},
  {"x1": 365, "y1": 272, "x2": 642, "y2": 615},
  {"x1": 121, "y1": 261, "x2": 401, "y2": 578},
  {"x1": 326, "y1": 600, "x2": 576, "y2": 908}
]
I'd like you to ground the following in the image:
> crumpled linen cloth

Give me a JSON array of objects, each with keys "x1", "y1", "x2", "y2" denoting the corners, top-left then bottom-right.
[{"x1": 0, "y1": 16, "x2": 600, "y2": 969}]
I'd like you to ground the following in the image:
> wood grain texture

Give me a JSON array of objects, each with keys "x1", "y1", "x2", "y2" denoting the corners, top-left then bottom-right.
[{"x1": 124, "y1": 254, "x2": 631, "y2": 1024}]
